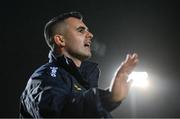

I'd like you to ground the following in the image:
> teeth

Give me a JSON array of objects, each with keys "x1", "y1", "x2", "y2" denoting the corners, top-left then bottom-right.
[
  {"x1": 85, "y1": 45, "x2": 89, "y2": 47},
  {"x1": 85, "y1": 43, "x2": 91, "y2": 47}
]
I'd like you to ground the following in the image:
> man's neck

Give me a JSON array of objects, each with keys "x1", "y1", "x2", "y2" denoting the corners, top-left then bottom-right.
[
  {"x1": 54, "y1": 49, "x2": 82, "y2": 67},
  {"x1": 68, "y1": 56, "x2": 81, "y2": 67},
  {"x1": 62, "y1": 52, "x2": 82, "y2": 67}
]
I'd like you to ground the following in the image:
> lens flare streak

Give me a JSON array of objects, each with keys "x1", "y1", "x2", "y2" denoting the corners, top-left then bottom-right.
[{"x1": 127, "y1": 72, "x2": 149, "y2": 88}]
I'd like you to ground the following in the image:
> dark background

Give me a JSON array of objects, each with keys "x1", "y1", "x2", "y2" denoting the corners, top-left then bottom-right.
[{"x1": 0, "y1": 0, "x2": 180, "y2": 117}]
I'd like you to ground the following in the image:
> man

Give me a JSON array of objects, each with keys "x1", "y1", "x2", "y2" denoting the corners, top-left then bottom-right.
[{"x1": 20, "y1": 11, "x2": 138, "y2": 118}]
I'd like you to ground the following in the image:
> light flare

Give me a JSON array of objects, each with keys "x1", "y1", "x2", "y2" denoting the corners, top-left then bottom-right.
[{"x1": 127, "y1": 72, "x2": 149, "y2": 88}]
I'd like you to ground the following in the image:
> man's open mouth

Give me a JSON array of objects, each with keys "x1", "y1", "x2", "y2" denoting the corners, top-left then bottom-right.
[{"x1": 84, "y1": 43, "x2": 91, "y2": 47}]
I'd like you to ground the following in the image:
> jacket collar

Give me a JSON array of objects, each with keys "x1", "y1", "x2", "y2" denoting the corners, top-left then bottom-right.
[
  {"x1": 48, "y1": 51, "x2": 98, "y2": 71},
  {"x1": 48, "y1": 51, "x2": 98, "y2": 89}
]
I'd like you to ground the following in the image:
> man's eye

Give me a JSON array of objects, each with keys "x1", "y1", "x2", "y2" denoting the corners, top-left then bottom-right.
[{"x1": 78, "y1": 29, "x2": 84, "y2": 33}]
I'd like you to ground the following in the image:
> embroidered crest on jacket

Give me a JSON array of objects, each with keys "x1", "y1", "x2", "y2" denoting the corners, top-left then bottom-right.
[{"x1": 50, "y1": 67, "x2": 58, "y2": 77}]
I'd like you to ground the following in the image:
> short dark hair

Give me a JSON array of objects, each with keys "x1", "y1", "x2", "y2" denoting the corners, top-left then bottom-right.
[{"x1": 44, "y1": 11, "x2": 83, "y2": 50}]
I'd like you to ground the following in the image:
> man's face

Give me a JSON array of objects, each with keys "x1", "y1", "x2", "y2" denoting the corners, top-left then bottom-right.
[{"x1": 62, "y1": 17, "x2": 93, "y2": 61}]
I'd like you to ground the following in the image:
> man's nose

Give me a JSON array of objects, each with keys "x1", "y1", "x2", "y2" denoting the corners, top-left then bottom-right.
[{"x1": 86, "y1": 31, "x2": 93, "y2": 40}]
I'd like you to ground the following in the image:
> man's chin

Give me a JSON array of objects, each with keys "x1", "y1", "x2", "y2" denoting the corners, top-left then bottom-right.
[{"x1": 80, "y1": 53, "x2": 92, "y2": 61}]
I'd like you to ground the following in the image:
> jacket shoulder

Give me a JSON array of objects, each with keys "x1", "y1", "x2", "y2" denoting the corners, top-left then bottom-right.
[
  {"x1": 24, "y1": 62, "x2": 71, "y2": 94},
  {"x1": 29, "y1": 62, "x2": 71, "y2": 89},
  {"x1": 30, "y1": 62, "x2": 58, "y2": 79}
]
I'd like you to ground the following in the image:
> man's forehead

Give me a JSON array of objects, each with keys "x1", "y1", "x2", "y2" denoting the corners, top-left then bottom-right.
[{"x1": 64, "y1": 17, "x2": 88, "y2": 29}]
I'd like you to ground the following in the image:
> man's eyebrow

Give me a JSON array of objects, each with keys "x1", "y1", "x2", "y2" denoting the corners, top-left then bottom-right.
[{"x1": 76, "y1": 26, "x2": 89, "y2": 31}]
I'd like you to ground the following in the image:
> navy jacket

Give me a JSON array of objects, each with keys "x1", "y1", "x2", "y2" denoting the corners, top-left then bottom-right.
[{"x1": 20, "y1": 51, "x2": 121, "y2": 118}]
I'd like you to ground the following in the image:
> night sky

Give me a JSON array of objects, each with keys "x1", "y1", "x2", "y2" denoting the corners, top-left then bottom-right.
[{"x1": 0, "y1": 0, "x2": 180, "y2": 117}]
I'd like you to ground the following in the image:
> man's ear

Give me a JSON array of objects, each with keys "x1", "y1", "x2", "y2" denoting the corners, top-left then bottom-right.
[{"x1": 53, "y1": 34, "x2": 65, "y2": 47}]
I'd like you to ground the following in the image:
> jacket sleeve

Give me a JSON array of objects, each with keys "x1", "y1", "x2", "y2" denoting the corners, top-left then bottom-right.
[
  {"x1": 21, "y1": 65, "x2": 72, "y2": 118},
  {"x1": 63, "y1": 87, "x2": 112, "y2": 118},
  {"x1": 20, "y1": 78, "x2": 69, "y2": 118},
  {"x1": 98, "y1": 88, "x2": 122, "y2": 112},
  {"x1": 38, "y1": 79, "x2": 70, "y2": 117},
  {"x1": 87, "y1": 67, "x2": 121, "y2": 112},
  {"x1": 89, "y1": 67, "x2": 122, "y2": 112}
]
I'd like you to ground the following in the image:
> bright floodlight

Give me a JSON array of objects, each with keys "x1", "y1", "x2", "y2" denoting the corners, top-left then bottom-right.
[{"x1": 127, "y1": 72, "x2": 149, "y2": 88}]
